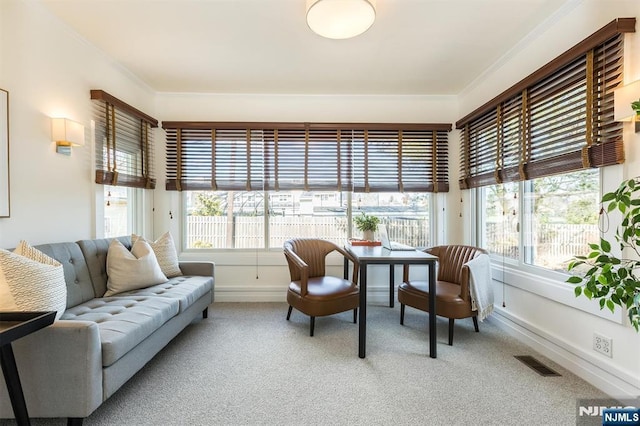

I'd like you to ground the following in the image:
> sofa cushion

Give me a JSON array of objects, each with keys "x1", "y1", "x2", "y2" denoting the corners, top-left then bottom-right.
[
  {"x1": 105, "y1": 239, "x2": 167, "y2": 296},
  {"x1": 34, "y1": 242, "x2": 95, "y2": 308},
  {"x1": 77, "y1": 236, "x2": 132, "y2": 297},
  {"x1": 61, "y1": 295, "x2": 180, "y2": 367},
  {"x1": 132, "y1": 232, "x2": 182, "y2": 278},
  {"x1": 109, "y1": 275, "x2": 213, "y2": 313},
  {"x1": 0, "y1": 242, "x2": 67, "y2": 320}
]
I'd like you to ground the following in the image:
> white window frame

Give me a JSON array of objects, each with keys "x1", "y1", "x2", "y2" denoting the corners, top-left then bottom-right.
[{"x1": 475, "y1": 165, "x2": 625, "y2": 323}]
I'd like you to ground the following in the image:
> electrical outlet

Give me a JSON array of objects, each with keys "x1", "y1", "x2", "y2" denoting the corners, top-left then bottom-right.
[{"x1": 593, "y1": 333, "x2": 612, "y2": 357}]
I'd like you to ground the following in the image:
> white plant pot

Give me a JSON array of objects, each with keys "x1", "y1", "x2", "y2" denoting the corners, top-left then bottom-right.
[{"x1": 362, "y1": 230, "x2": 375, "y2": 241}]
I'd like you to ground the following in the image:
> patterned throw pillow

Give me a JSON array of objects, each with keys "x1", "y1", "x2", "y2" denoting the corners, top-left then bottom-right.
[
  {"x1": 0, "y1": 241, "x2": 67, "y2": 320},
  {"x1": 131, "y1": 232, "x2": 182, "y2": 278},
  {"x1": 105, "y1": 239, "x2": 168, "y2": 297}
]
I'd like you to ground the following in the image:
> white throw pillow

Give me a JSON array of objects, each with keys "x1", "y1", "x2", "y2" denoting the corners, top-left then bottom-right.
[
  {"x1": 131, "y1": 231, "x2": 182, "y2": 278},
  {"x1": 0, "y1": 241, "x2": 67, "y2": 320},
  {"x1": 105, "y1": 239, "x2": 168, "y2": 297}
]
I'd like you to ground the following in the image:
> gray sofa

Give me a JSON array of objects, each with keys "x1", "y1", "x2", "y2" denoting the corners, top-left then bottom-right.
[{"x1": 0, "y1": 236, "x2": 214, "y2": 425}]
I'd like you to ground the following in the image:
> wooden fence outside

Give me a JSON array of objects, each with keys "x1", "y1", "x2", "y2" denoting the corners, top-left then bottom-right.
[
  {"x1": 485, "y1": 222, "x2": 599, "y2": 269},
  {"x1": 187, "y1": 215, "x2": 429, "y2": 249}
]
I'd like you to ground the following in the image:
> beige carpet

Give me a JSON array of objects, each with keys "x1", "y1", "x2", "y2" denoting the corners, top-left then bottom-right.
[{"x1": 3, "y1": 302, "x2": 609, "y2": 425}]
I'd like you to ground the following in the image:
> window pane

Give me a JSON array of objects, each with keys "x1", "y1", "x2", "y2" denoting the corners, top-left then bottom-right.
[
  {"x1": 104, "y1": 185, "x2": 130, "y2": 237},
  {"x1": 184, "y1": 191, "x2": 431, "y2": 250},
  {"x1": 524, "y1": 169, "x2": 599, "y2": 271},
  {"x1": 185, "y1": 191, "x2": 265, "y2": 249},
  {"x1": 482, "y1": 182, "x2": 519, "y2": 259},
  {"x1": 354, "y1": 193, "x2": 430, "y2": 248},
  {"x1": 268, "y1": 191, "x2": 348, "y2": 248}
]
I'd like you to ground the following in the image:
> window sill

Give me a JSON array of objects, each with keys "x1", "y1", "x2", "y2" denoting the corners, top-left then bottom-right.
[{"x1": 492, "y1": 260, "x2": 623, "y2": 324}]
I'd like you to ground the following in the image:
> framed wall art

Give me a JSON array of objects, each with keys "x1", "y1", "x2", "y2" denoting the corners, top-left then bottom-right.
[{"x1": 0, "y1": 88, "x2": 9, "y2": 217}]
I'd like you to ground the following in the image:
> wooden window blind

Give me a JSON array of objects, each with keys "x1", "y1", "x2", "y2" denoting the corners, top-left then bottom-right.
[
  {"x1": 164, "y1": 122, "x2": 451, "y2": 193},
  {"x1": 91, "y1": 90, "x2": 158, "y2": 189},
  {"x1": 457, "y1": 18, "x2": 634, "y2": 189}
]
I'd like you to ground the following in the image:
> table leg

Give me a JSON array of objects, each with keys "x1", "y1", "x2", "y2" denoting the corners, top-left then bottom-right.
[
  {"x1": 1, "y1": 344, "x2": 31, "y2": 426},
  {"x1": 428, "y1": 260, "x2": 437, "y2": 358},
  {"x1": 358, "y1": 262, "x2": 367, "y2": 358},
  {"x1": 343, "y1": 256, "x2": 349, "y2": 280},
  {"x1": 389, "y1": 264, "x2": 395, "y2": 308}
]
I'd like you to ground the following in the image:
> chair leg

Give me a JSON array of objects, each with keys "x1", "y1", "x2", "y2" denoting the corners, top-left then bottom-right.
[
  {"x1": 310, "y1": 317, "x2": 315, "y2": 337},
  {"x1": 472, "y1": 316, "x2": 479, "y2": 332},
  {"x1": 286, "y1": 305, "x2": 293, "y2": 321},
  {"x1": 448, "y1": 318, "x2": 455, "y2": 346},
  {"x1": 400, "y1": 304, "x2": 405, "y2": 325},
  {"x1": 353, "y1": 308, "x2": 357, "y2": 324}
]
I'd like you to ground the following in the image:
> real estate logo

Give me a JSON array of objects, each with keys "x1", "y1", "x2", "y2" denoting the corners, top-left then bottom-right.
[{"x1": 577, "y1": 399, "x2": 640, "y2": 426}]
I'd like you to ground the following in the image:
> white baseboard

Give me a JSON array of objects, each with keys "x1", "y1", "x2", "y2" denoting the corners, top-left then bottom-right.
[{"x1": 490, "y1": 306, "x2": 640, "y2": 399}]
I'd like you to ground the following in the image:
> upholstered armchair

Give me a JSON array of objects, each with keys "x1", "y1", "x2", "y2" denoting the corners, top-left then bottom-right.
[
  {"x1": 284, "y1": 238, "x2": 360, "y2": 336},
  {"x1": 398, "y1": 245, "x2": 488, "y2": 345}
]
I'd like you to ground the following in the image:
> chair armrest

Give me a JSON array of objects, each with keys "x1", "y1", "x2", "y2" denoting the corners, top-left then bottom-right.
[
  {"x1": 460, "y1": 265, "x2": 471, "y2": 301},
  {"x1": 179, "y1": 261, "x2": 215, "y2": 277},
  {"x1": 0, "y1": 320, "x2": 103, "y2": 419},
  {"x1": 284, "y1": 248, "x2": 309, "y2": 294}
]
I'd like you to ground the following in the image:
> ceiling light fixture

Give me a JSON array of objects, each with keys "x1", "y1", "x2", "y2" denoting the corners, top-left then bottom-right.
[{"x1": 306, "y1": 0, "x2": 376, "y2": 40}]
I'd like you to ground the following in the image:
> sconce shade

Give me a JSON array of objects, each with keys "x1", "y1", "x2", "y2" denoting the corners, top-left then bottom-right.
[
  {"x1": 306, "y1": 0, "x2": 376, "y2": 40},
  {"x1": 613, "y1": 80, "x2": 640, "y2": 122},
  {"x1": 51, "y1": 118, "x2": 85, "y2": 155}
]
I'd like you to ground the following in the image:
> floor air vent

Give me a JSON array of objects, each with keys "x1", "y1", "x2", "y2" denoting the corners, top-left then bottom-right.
[{"x1": 514, "y1": 355, "x2": 561, "y2": 377}]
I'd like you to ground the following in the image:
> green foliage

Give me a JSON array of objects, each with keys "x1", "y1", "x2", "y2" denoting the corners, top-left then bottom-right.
[
  {"x1": 192, "y1": 193, "x2": 223, "y2": 216},
  {"x1": 353, "y1": 212, "x2": 380, "y2": 232},
  {"x1": 566, "y1": 199, "x2": 599, "y2": 224},
  {"x1": 567, "y1": 177, "x2": 640, "y2": 331},
  {"x1": 632, "y1": 100, "x2": 640, "y2": 115},
  {"x1": 192, "y1": 240, "x2": 213, "y2": 249}
]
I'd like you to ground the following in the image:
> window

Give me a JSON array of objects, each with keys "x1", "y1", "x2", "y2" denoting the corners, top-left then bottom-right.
[
  {"x1": 460, "y1": 18, "x2": 633, "y2": 273},
  {"x1": 103, "y1": 185, "x2": 139, "y2": 238},
  {"x1": 479, "y1": 170, "x2": 600, "y2": 272},
  {"x1": 523, "y1": 169, "x2": 599, "y2": 271},
  {"x1": 166, "y1": 121, "x2": 448, "y2": 250},
  {"x1": 92, "y1": 90, "x2": 157, "y2": 237},
  {"x1": 184, "y1": 190, "x2": 430, "y2": 250},
  {"x1": 91, "y1": 90, "x2": 158, "y2": 189},
  {"x1": 481, "y1": 182, "x2": 519, "y2": 260}
]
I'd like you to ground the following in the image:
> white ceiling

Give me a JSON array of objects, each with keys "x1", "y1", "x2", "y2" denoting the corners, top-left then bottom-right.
[{"x1": 38, "y1": 0, "x2": 571, "y2": 95}]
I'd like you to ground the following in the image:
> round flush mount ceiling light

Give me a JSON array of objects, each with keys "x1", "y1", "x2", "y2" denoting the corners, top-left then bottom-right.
[{"x1": 306, "y1": 0, "x2": 376, "y2": 40}]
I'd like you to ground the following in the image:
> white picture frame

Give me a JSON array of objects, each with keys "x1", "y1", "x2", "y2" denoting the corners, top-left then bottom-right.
[{"x1": 0, "y1": 88, "x2": 9, "y2": 217}]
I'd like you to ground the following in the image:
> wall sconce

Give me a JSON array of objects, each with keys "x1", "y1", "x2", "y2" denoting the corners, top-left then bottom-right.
[
  {"x1": 51, "y1": 118, "x2": 85, "y2": 155},
  {"x1": 613, "y1": 80, "x2": 640, "y2": 133}
]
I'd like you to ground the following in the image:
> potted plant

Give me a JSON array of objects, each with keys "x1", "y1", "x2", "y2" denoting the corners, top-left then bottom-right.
[
  {"x1": 632, "y1": 100, "x2": 640, "y2": 117},
  {"x1": 567, "y1": 177, "x2": 640, "y2": 331},
  {"x1": 353, "y1": 212, "x2": 380, "y2": 241}
]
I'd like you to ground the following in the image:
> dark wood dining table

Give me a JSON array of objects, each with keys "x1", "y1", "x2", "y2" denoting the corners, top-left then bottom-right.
[{"x1": 343, "y1": 245, "x2": 438, "y2": 359}]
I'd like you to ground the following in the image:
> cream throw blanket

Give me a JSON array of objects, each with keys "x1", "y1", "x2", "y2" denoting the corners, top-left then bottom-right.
[{"x1": 465, "y1": 253, "x2": 494, "y2": 321}]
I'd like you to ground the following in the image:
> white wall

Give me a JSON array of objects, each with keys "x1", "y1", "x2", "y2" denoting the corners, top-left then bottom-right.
[
  {"x1": 457, "y1": 0, "x2": 640, "y2": 399},
  {"x1": 0, "y1": 0, "x2": 155, "y2": 247}
]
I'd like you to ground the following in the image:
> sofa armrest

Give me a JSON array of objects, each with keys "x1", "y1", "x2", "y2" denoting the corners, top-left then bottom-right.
[
  {"x1": 179, "y1": 261, "x2": 215, "y2": 277},
  {"x1": 0, "y1": 320, "x2": 103, "y2": 419}
]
